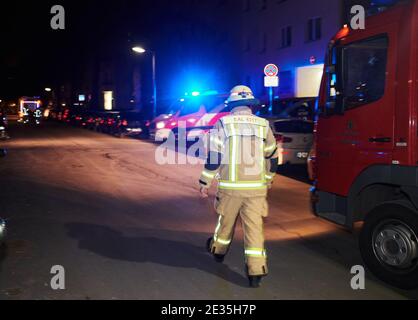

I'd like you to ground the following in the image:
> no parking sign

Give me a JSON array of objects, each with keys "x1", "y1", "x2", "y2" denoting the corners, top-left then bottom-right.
[
  {"x1": 264, "y1": 64, "x2": 279, "y2": 87},
  {"x1": 264, "y1": 64, "x2": 279, "y2": 77}
]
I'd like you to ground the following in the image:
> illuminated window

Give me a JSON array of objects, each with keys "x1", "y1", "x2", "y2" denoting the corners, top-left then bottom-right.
[{"x1": 104, "y1": 91, "x2": 113, "y2": 110}]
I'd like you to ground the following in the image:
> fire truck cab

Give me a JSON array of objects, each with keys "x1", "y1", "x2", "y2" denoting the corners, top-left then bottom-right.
[{"x1": 312, "y1": 0, "x2": 418, "y2": 289}]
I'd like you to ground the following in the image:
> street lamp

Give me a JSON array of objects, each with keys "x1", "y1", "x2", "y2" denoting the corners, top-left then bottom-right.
[
  {"x1": 132, "y1": 46, "x2": 146, "y2": 54},
  {"x1": 132, "y1": 46, "x2": 157, "y2": 120},
  {"x1": 45, "y1": 87, "x2": 52, "y2": 92}
]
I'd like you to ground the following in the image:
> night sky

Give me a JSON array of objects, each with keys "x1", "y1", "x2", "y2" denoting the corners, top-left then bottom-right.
[{"x1": 0, "y1": 0, "x2": 228, "y2": 100}]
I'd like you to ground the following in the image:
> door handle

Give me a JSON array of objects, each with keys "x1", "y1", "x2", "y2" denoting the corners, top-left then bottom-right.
[{"x1": 369, "y1": 137, "x2": 391, "y2": 143}]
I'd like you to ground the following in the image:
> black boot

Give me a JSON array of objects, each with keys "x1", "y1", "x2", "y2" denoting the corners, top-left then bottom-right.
[
  {"x1": 206, "y1": 237, "x2": 225, "y2": 263},
  {"x1": 248, "y1": 275, "x2": 263, "y2": 288}
]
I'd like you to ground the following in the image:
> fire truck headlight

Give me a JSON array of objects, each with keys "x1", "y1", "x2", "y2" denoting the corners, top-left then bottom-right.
[{"x1": 156, "y1": 121, "x2": 166, "y2": 129}]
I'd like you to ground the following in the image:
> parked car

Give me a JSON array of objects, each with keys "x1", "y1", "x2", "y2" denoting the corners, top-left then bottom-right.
[
  {"x1": 97, "y1": 112, "x2": 120, "y2": 134},
  {"x1": 0, "y1": 217, "x2": 5, "y2": 245},
  {"x1": 112, "y1": 111, "x2": 148, "y2": 138},
  {"x1": 0, "y1": 111, "x2": 9, "y2": 140},
  {"x1": 271, "y1": 119, "x2": 314, "y2": 165},
  {"x1": 0, "y1": 149, "x2": 6, "y2": 245}
]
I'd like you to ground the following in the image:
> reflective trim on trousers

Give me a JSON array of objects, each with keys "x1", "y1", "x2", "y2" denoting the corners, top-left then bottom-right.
[
  {"x1": 245, "y1": 248, "x2": 267, "y2": 258},
  {"x1": 214, "y1": 216, "x2": 231, "y2": 246},
  {"x1": 214, "y1": 235, "x2": 231, "y2": 245}
]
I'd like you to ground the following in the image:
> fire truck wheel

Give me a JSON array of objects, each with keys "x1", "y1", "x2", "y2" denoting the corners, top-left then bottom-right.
[{"x1": 360, "y1": 203, "x2": 418, "y2": 289}]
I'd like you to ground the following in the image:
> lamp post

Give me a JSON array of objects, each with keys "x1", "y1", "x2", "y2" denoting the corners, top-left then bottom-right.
[{"x1": 132, "y1": 46, "x2": 157, "y2": 120}]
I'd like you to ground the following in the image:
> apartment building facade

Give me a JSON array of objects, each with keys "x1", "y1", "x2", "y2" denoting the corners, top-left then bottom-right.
[{"x1": 234, "y1": 0, "x2": 345, "y2": 100}]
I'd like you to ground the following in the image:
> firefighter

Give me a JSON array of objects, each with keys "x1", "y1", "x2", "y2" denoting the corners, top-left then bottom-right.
[{"x1": 199, "y1": 85, "x2": 279, "y2": 288}]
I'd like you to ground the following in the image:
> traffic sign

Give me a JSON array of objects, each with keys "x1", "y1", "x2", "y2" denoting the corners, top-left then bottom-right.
[
  {"x1": 264, "y1": 64, "x2": 279, "y2": 77},
  {"x1": 310, "y1": 56, "x2": 317, "y2": 65},
  {"x1": 264, "y1": 76, "x2": 279, "y2": 87}
]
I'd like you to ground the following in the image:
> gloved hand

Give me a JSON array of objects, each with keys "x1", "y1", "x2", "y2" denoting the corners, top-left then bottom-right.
[{"x1": 199, "y1": 187, "x2": 209, "y2": 199}]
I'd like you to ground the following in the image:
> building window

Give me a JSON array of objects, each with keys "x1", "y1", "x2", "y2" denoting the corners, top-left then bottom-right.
[
  {"x1": 243, "y1": 35, "x2": 251, "y2": 52},
  {"x1": 281, "y1": 26, "x2": 292, "y2": 48},
  {"x1": 217, "y1": 0, "x2": 227, "y2": 7},
  {"x1": 260, "y1": 32, "x2": 267, "y2": 53},
  {"x1": 307, "y1": 17, "x2": 322, "y2": 41}
]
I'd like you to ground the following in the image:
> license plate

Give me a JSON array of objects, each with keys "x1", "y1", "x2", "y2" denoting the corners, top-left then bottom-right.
[{"x1": 297, "y1": 152, "x2": 308, "y2": 159}]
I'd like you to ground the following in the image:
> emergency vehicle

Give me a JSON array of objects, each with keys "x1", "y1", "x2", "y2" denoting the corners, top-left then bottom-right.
[
  {"x1": 150, "y1": 91, "x2": 229, "y2": 141},
  {"x1": 18, "y1": 97, "x2": 42, "y2": 124},
  {"x1": 311, "y1": 0, "x2": 418, "y2": 289}
]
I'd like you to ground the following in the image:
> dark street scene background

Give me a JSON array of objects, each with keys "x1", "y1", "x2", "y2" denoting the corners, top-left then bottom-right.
[{"x1": 1, "y1": 0, "x2": 418, "y2": 300}]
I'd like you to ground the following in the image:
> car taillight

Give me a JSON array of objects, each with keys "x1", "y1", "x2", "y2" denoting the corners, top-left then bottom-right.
[
  {"x1": 122, "y1": 120, "x2": 128, "y2": 126},
  {"x1": 275, "y1": 134, "x2": 293, "y2": 143}
]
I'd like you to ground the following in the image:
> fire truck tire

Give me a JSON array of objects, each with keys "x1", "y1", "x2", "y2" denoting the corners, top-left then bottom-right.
[{"x1": 360, "y1": 203, "x2": 418, "y2": 289}]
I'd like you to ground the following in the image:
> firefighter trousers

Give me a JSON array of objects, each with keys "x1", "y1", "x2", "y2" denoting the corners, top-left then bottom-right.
[{"x1": 209, "y1": 193, "x2": 268, "y2": 276}]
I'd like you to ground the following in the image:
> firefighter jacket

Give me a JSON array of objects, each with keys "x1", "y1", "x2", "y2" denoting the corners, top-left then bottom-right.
[{"x1": 199, "y1": 106, "x2": 279, "y2": 197}]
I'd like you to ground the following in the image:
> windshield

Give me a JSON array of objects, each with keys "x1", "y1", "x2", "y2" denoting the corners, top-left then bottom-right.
[{"x1": 177, "y1": 96, "x2": 226, "y2": 116}]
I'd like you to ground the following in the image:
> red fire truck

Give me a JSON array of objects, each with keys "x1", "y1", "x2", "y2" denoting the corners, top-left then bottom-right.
[{"x1": 311, "y1": 0, "x2": 418, "y2": 289}]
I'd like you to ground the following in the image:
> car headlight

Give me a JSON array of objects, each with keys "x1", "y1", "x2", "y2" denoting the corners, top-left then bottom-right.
[{"x1": 156, "y1": 121, "x2": 166, "y2": 129}]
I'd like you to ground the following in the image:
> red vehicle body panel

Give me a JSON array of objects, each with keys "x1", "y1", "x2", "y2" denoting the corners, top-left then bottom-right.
[{"x1": 315, "y1": 1, "x2": 418, "y2": 197}]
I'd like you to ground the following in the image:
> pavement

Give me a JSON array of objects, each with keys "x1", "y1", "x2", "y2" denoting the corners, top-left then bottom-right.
[{"x1": 0, "y1": 121, "x2": 417, "y2": 300}]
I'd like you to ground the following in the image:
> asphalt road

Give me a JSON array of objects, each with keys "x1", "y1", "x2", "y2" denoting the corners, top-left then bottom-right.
[{"x1": 0, "y1": 122, "x2": 416, "y2": 300}]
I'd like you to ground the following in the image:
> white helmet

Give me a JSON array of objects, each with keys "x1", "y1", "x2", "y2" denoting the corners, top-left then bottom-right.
[{"x1": 227, "y1": 85, "x2": 259, "y2": 108}]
